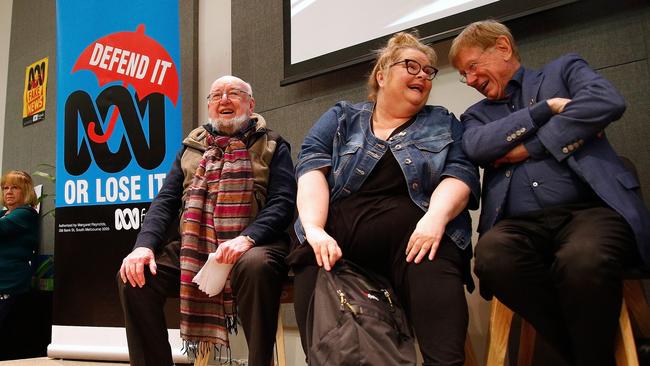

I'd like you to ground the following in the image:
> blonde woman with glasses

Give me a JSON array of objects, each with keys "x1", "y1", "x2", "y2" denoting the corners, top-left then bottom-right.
[{"x1": 289, "y1": 32, "x2": 480, "y2": 365}]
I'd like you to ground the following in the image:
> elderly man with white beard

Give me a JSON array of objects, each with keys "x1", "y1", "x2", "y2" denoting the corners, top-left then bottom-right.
[{"x1": 117, "y1": 75, "x2": 297, "y2": 366}]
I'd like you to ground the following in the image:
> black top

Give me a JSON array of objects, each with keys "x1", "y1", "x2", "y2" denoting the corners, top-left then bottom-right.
[
  {"x1": 326, "y1": 147, "x2": 424, "y2": 276},
  {"x1": 322, "y1": 120, "x2": 424, "y2": 276}
]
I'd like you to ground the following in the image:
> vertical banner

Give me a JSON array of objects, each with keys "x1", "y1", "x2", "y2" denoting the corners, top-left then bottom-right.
[
  {"x1": 23, "y1": 57, "x2": 49, "y2": 126},
  {"x1": 54, "y1": 0, "x2": 181, "y2": 332}
]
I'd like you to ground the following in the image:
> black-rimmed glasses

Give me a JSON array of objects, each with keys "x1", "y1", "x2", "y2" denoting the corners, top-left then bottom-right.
[{"x1": 390, "y1": 59, "x2": 438, "y2": 80}]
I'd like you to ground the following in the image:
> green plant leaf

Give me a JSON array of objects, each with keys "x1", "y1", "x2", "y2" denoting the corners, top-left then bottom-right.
[{"x1": 33, "y1": 171, "x2": 55, "y2": 183}]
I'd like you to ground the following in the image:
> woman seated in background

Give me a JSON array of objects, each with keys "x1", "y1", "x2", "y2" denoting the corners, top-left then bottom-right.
[
  {"x1": 288, "y1": 32, "x2": 480, "y2": 365},
  {"x1": 0, "y1": 170, "x2": 39, "y2": 330}
]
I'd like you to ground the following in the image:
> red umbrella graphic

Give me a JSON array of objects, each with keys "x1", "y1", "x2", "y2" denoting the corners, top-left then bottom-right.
[{"x1": 72, "y1": 24, "x2": 179, "y2": 143}]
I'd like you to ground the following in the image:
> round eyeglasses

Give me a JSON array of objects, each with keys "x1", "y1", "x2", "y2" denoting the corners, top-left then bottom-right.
[
  {"x1": 207, "y1": 88, "x2": 251, "y2": 103},
  {"x1": 390, "y1": 59, "x2": 438, "y2": 80},
  {"x1": 458, "y1": 48, "x2": 493, "y2": 84}
]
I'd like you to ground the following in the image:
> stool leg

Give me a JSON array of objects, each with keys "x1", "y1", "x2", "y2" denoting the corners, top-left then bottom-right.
[
  {"x1": 624, "y1": 279, "x2": 650, "y2": 337},
  {"x1": 516, "y1": 319, "x2": 536, "y2": 366},
  {"x1": 193, "y1": 343, "x2": 211, "y2": 366},
  {"x1": 486, "y1": 299, "x2": 515, "y2": 366},
  {"x1": 464, "y1": 335, "x2": 478, "y2": 366},
  {"x1": 275, "y1": 309, "x2": 286, "y2": 366},
  {"x1": 615, "y1": 299, "x2": 639, "y2": 366}
]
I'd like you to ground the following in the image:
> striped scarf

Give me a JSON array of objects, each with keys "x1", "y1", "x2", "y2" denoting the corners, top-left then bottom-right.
[{"x1": 180, "y1": 131, "x2": 254, "y2": 356}]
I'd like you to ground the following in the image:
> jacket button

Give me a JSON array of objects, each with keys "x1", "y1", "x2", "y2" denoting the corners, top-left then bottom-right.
[
  {"x1": 532, "y1": 181, "x2": 539, "y2": 187},
  {"x1": 395, "y1": 144, "x2": 402, "y2": 150},
  {"x1": 567, "y1": 144, "x2": 575, "y2": 152},
  {"x1": 412, "y1": 182, "x2": 419, "y2": 190},
  {"x1": 404, "y1": 158, "x2": 412, "y2": 165},
  {"x1": 422, "y1": 201, "x2": 429, "y2": 207},
  {"x1": 506, "y1": 136, "x2": 513, "y2": 142},
  {"x1": 505, "y1": 170, "x2": 512, "y2": 178},
  {"x1": 377, "y1": 144, "x2": 386, "y2": 149},
  {"x1": 562, "y1": 147, "x2": 569, "y2": 154}
]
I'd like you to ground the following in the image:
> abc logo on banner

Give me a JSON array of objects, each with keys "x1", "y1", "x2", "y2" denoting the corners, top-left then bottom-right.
[{"x1": 114, "y1": 207, "x2": 147, "y2": 231}]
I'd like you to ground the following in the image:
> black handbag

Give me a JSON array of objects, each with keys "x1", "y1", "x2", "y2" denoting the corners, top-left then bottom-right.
[{"x1": 306, "y1": 259, "x2": 416, "y2": 365}]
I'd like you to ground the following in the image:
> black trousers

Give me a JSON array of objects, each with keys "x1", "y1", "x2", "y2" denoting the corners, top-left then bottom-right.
[
  {"x1": 117, "y1": 238, "x2": 289, "y2": 366},
  {"x1": 291, "y1": 238, "x2": 469, "y2": 366},
  {"x1": 474, "y1": 204, "x2": 637, "y2": 366},
  {"x1": 0, "y1": 295, "x2": 17, "y2": 336}
]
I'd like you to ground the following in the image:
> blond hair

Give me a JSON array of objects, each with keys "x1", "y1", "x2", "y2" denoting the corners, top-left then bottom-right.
[
  {"x1": 368, "y1": 32, "x2": 437, "y2": 102},
  {"x1": 449, "y1": 20, "x2": 520, "y2": 68},
  {"x1": 1, "y1": 170, "x2": 38, "y2": 207}
]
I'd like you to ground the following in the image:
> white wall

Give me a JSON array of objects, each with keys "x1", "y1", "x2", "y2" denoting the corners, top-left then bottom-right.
[
  {"x1": 197, "y1": 0, "x2": 258, "y2": 362},
  {"x1": 0, "y1": 0, "x2": 14, "y2": 173},
  {"x1": 428, "y1": 53, "x2": 483, "y2": 116},
  {"x1": 429, "y1": 39, "x2": 489, "y2": 363},
  {"x1": 198, "y1": 0, "x2": 231, "y2": 125}
]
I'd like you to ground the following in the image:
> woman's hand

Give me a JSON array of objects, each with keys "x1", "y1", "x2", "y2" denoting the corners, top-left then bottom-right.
[
  {"x1": 407, "y1": 177, "x2": 470, "y2": 263},
  {"x1": 297, "y1": 169, "x2": 341, "y2": 270},
  {"x1": 305, "y1": 225, "x2": 342, "y2": 271},
  {"x1": 406, "y1": 212, "x2": 447, "y2": 263}
]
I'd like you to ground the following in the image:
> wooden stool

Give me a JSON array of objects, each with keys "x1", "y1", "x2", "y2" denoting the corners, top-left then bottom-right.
[
  {"x1": 485, "y1": 278, "x2": 650, "y2": 366},
  {"x1": 275, "y1": 276, "x2": 294, "y2": 366},
  {"x1": 465, "y1": 335, "x2": 479, "y2": 366}
]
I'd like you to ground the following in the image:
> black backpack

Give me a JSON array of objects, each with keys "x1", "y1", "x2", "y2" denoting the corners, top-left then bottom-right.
[{"x1": 306, "y1": 259, "x2": 416, "y2": 365}]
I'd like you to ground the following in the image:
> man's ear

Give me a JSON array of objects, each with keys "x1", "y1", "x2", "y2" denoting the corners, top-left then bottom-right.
[
  {"x1": 249, "y1": 96, "x2": 256, "y2": 113},
  {"x1": 495, "y1": 35, "x2": 514, "y2": 61}
]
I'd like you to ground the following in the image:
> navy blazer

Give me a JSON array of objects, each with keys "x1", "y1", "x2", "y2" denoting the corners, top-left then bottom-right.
[{"x1": 461, "y1": 53, "x2": 650, "y2": 266}]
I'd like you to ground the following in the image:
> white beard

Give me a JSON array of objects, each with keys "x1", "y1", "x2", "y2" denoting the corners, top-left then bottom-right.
[{"x1": 208, "y1": 114, "x2": 249, "y2": 135}]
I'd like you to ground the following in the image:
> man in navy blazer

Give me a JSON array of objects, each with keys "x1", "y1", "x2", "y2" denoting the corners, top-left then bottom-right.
[{"x1": 450, "y1": 20, "x2": 650, "y2": 365}]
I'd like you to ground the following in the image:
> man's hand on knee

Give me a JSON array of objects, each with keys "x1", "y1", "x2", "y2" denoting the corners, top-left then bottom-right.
[
  {"x1": 214, "y1": 236, "x2": 254, "y2": 264},
  {"x1": 120, "y1": 247, "x2": 157, "y2": 288}
]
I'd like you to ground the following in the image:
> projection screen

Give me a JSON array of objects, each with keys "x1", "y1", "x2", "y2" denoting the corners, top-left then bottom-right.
[{"x1": 282, "y1": 0, "x2": 578, "y2": 85}]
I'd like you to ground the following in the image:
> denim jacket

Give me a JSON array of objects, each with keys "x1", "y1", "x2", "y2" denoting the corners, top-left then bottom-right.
[{"x1": 294, "y1": 101, "x2": 480, "y2": 250}]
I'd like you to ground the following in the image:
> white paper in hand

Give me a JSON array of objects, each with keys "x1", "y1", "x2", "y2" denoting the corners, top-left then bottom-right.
[{"x1": 192, "y1": 252, "x2": 234, "y2": 297}]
